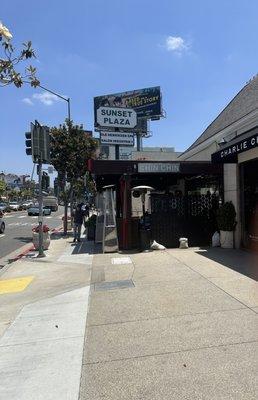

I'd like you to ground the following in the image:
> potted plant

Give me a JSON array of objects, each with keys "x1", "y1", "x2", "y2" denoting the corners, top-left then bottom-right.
[
  {"x1": 32, "y1": 224, "x2": 51, "y2": 250},
  {"x1": 62, "y1": 215, "x2": 72, "y2": 230},
  {"x1": 85, "y1": 214, "x2": 97, "y2": 240},
  {"x1": 216, "y1": 201, "x2": 237, "y2": 248}
]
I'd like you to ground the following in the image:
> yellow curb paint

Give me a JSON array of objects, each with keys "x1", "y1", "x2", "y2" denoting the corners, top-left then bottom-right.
[{"x1": 0, "y1": 276, "x2": 34, "y2": 294}]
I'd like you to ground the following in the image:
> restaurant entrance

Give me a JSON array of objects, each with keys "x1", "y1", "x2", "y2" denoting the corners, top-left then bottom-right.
[{"x1": 241, "y1": 159, "x2": 258, "y2": 251}]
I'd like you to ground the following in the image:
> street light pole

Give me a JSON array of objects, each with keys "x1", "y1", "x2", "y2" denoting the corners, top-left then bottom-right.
[
  {"x1": 36, "y1": 84, "x2": 71, "y2": 235},
  {"x1": 38, "y1": 84, "x2": 71, "y2": 123}
]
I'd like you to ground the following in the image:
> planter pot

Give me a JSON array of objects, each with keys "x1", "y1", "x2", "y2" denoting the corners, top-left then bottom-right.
[
  {"x1": 220, "y1": 230, "x2": 234, "y2": 249},
  {"x1": 139, "y1": 228, "x2": 151, "y2": 251},
  {"x1": 87, "y1": 225, "x2": 95, "y2": 241},
  {"x1": 62, "y1": 217, "x2": 72, "y2": 231},
  {"x1": 32, "y1": 231, "x2": 51, "y2": 250}
]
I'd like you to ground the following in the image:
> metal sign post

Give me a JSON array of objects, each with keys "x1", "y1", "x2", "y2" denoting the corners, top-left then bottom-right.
[{"x1": 37, "y1": 157, "x2": 45, "y2": 258}]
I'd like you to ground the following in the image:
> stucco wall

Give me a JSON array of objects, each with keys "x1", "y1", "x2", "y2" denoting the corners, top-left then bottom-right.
[{"x1": 223, "y1": 164, "x2": 241, "y2": 248}]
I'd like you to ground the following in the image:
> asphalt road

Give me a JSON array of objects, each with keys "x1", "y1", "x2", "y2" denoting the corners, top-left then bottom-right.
[{"x1": 0, "y1": 206, "x2": 64, "y2": 259}]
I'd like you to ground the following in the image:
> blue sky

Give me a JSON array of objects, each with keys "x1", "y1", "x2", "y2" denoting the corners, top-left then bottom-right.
[{"x1": 1, "y1": 0, "x2": 258, "y2": 176}]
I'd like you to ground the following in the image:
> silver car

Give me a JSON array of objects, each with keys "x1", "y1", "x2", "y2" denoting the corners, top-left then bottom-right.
[
  {"x1": 27, "y1": 205, "x2": 51, "y2": 216},
  {"x1": 0, "y1": 213, "x2": 5, "y2": 233},
  {"x1": 9, "y1": 201, "x2": 20, "y2": 211}
]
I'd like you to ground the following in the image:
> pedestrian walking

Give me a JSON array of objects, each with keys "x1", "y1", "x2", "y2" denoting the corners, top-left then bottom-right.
[{"x1": 73, "y1": 204, "x2": 85, "y2": 243}]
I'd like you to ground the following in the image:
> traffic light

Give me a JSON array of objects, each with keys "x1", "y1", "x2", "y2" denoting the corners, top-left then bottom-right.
[
  {"x1": 25, "y1": 132, "x2": 33, "y2": 156},
  {"x1": 42, "y1": 172, "x2": 50, "y2": 190},
  {"x1": 25, "y1": 121, "x2": 51, "y2": 164}
]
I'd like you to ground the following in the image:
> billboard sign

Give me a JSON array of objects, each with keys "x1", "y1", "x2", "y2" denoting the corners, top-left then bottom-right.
[
  {"x1": 94, "y1": 86, "x2": 161, "y2": 128},
  {"x1": 100, "y1": 131, "x2": 134, "y2": 146},
  {"x1": 97, "y1": 107, "x2": 137, "y2": 129}
]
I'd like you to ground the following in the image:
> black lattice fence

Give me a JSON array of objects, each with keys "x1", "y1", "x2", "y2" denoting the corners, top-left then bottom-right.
[{"x1": 150, "y1": 194, "x2": 219, "y2": 247}]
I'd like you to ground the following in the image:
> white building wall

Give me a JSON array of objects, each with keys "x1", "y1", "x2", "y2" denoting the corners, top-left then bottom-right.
[{"x1": 223, "y1": 164, "x2": 241, "y2": 248}]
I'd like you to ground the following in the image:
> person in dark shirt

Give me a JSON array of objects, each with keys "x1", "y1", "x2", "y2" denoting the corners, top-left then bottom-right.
[{"x1": 73, "y1": 204, "x2": 85, "y2": 243}]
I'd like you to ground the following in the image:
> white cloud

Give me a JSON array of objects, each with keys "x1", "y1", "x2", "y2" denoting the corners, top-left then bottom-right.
[
  {"x1": 32, "y1": 92, "x2": 61, "y2": 106},
  {"x1": 165, "y1": 36, "x2": 189, "y2": 54},
  {"x1": 22, "y1": 97, "x2": 34, "y2": 106}
]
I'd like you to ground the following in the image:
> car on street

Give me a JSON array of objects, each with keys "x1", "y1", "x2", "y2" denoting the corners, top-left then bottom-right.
[
  {"x1": 0, "y1": 211, "x2": 5, "y2": 233},
  {"x1": 20, "y1": 200, "x2": 33, "y2": 210},
  {"x1": 9, "y1": 201, "x2": 21, "y2": 211},
  {"x1": 27, "y1": 204, "x2": 52, "y2": 216},
  {"x1": 0, "y1": 202, "x2": 8, "y2": 212}
]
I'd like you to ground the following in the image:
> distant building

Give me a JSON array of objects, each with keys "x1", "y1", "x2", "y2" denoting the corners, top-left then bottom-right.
[
  {"x1": 98, "y1": 145, "x2": 181, "y2": 161},
  {"x1": 0, "y1": 173, "x2": 30, "y2": 189}
]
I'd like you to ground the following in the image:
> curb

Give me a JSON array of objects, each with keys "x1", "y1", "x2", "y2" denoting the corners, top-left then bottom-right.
[
  {"x1": 0, "y1": 242, "x2": 35, "y2": 277},
  {"x1": 0, "y1": 225, "x2": 63, "y2": 276}
]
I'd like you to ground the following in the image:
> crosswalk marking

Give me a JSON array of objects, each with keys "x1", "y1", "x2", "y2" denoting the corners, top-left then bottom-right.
[
  {"x1": 18, "y1": 215, "x2": 26, "y2": 219},
  {"x1": 8, "y1": 222, "x2": 37, "y2": 227}
]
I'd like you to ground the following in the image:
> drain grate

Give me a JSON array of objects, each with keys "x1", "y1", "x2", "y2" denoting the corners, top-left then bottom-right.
[{"x1": 94, "y1": 279, "x2": 134, "y2": 291}]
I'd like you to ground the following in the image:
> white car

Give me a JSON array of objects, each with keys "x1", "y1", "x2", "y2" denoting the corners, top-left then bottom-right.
[
  {"x1": 0, "y1": 212, "x2": 5, "y2": 233},
  {"x1": 9, "y1": 201, "x2": 20, "y2": 211}
]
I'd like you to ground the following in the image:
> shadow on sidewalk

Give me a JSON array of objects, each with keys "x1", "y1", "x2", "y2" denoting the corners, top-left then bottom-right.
[
  {"x1": 196, "y1": 247, "x2": 258, "y2": 281},
  {"x1": 69, "y1": 229, "x2": 102, "y2": 255},
  {"x1": 71, "y1": 240, "x2": 102, "y2": 255},
  {"x1": 13, "y1": 236, "x2": 32, "y2": 243}
]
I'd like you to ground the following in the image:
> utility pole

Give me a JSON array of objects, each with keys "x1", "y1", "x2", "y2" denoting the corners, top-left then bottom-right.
[
  {"x1": 37, "y1": 155, "x2": 45, "y2": 257},
  {"x1": 26, "y1": 120, "x2": 50, "y2": 257}
]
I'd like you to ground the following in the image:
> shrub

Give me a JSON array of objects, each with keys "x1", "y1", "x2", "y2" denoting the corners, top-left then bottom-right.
[
  {"x1": 216, "y1": 201, "x2": 237, "y2": 231},
  {"x1": 85, "y1": 214, "x2": 97, "y2": 227},
  {"x1": 32, "y1": 224, "x2": 50, "y2": 233}
]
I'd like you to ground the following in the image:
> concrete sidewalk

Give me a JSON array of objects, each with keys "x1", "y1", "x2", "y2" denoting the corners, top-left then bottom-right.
[
  {"x1": 80, "y1": 248, "x2": 258, "y2": 400},
  {"x1": 0, "y1": 238, "x2": 257, "y2": 399},
  {"x1": 0, "y1": 232, "x2": 93, "y2": 400}
]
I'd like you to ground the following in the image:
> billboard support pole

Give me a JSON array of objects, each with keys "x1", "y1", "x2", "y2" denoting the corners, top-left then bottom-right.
[
  {"x1": 136, "y1": 133, "x2": 141, "y2": 151},
  {"x1": 115, "y1": 144, "x2": 120, "y2": 160}
]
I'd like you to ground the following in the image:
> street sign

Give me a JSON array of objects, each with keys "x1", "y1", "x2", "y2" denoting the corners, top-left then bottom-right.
[
  {"x1": 97, "y1": 107, "x2": 137, "y2": 129},
  {"x1": 100, "y1": 131, "x2": 134, "y2": 146}
]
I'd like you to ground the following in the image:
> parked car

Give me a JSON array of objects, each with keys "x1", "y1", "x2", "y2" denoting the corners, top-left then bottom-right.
[
  {"x1": 27, "y1": 205, "x2": 52, "y2": 216},
  {"x1": 20, "y1": 200, "x2": 33, "y2": 210},
  {"x1": 0, "y1": 211, "x2": 5, "y2": 233},
  {"x1": 0, "y1": 202, "x2": 8, "y2": 212},
  {"x1": 9, "y1": 201, "x2": 20, "y2": 211}
]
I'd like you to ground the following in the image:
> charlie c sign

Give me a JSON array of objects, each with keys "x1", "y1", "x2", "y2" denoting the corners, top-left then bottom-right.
[{"x1": 212, "y1": 132, "x2": 258, "y2": 163}]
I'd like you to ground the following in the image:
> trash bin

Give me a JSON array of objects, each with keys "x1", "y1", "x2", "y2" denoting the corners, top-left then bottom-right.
[{"x1": 139, "y1": 228, "x2": 151, "y2": 251}]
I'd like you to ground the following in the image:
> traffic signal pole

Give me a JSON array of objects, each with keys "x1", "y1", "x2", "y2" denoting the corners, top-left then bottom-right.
[{"x1": 37, "y1": 157, "x2": 45, "y2": 258}]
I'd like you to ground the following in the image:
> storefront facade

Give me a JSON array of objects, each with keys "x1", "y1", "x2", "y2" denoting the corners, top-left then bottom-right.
[
  {"x1": 89, "y1": 159, "x2": 222, "y2": 249},
  {"x1": 180, "y1": 76, "x2": 258, "y2": 250}
]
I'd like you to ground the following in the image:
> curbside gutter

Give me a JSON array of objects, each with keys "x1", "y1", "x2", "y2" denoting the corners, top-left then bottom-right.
[{"x1": 0, "y1": 225, "x2": 63, "y2": 276}]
